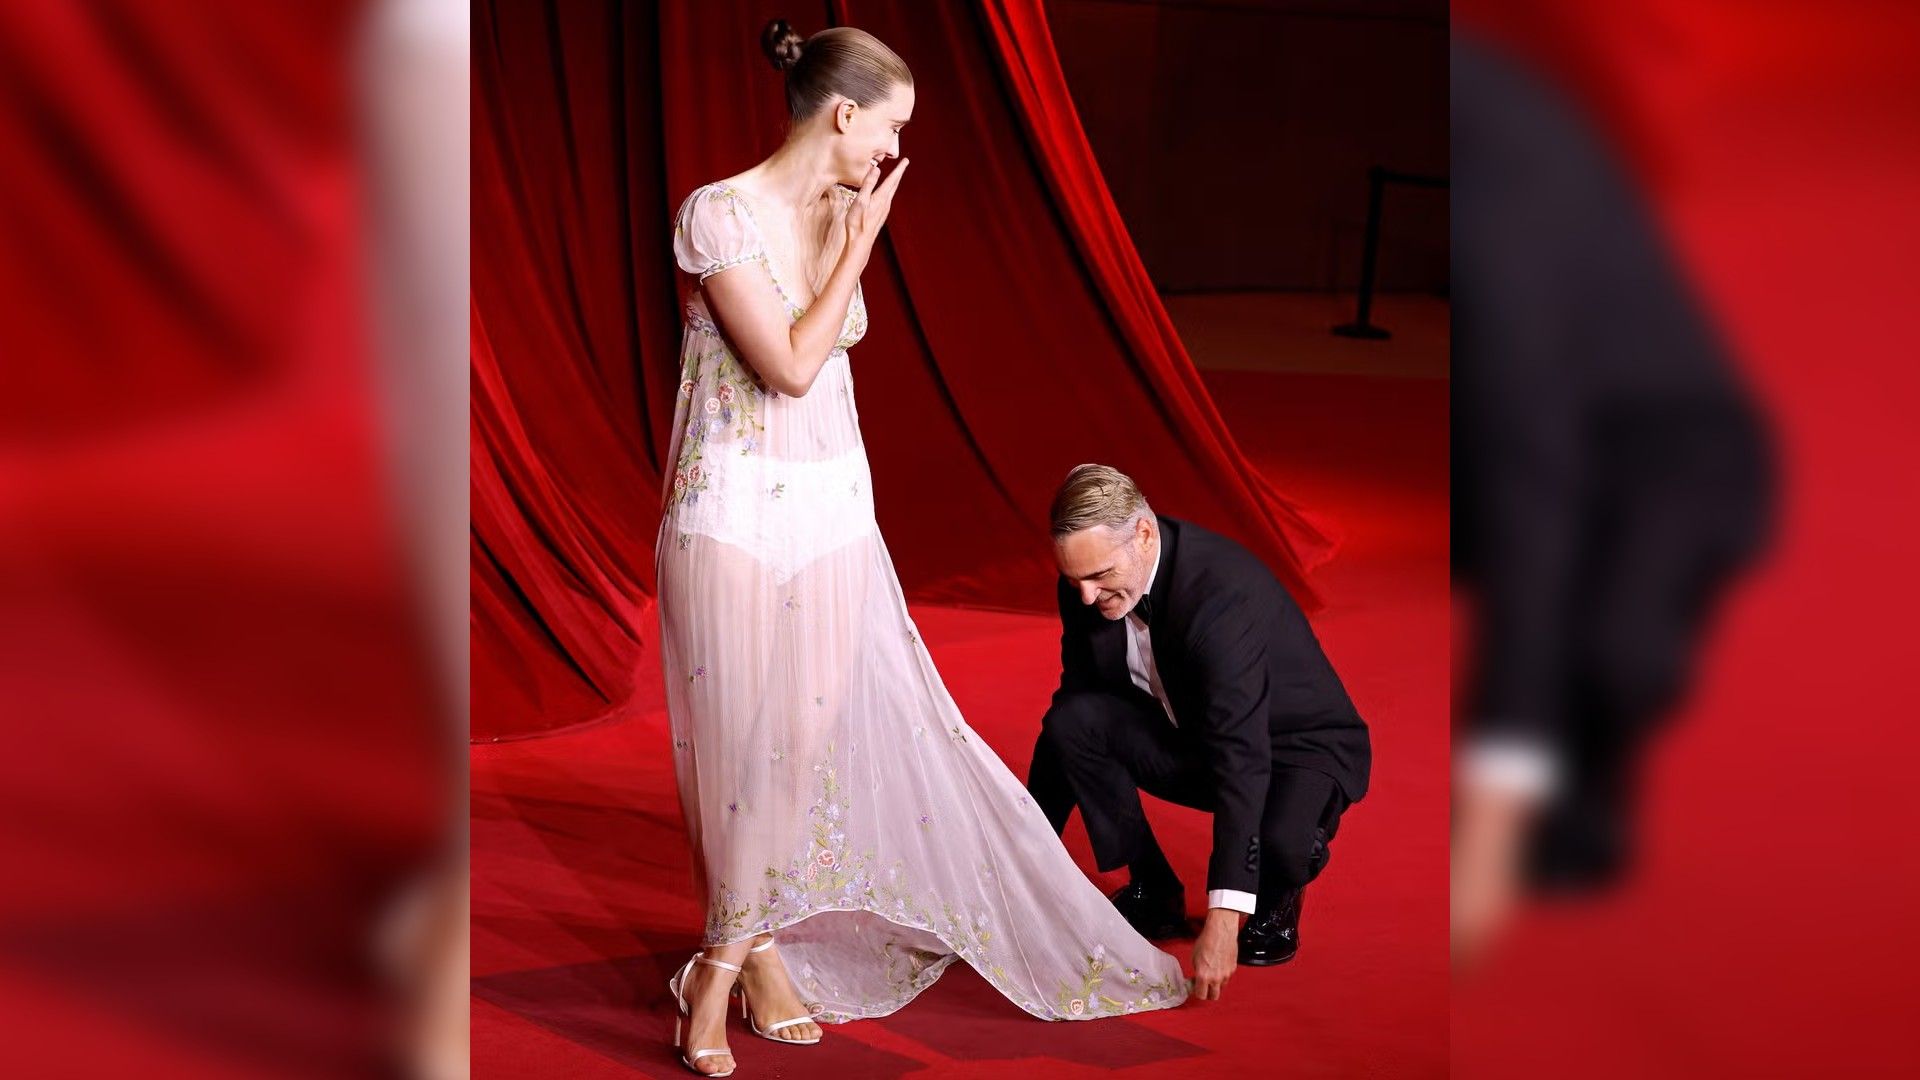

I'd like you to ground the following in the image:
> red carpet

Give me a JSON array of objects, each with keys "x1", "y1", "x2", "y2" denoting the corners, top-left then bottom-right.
[{"x1": 473, "y1": 365, "x2": 1448, "y2": 1077}]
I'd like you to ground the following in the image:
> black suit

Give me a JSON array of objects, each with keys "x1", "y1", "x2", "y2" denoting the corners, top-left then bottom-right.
[
  {"x1": 1027, "y1": 516, "x2": 1370, "y2": 901},
  {"x1": 1453, "y1": 35, "x2": 1774, "y2": 885}
]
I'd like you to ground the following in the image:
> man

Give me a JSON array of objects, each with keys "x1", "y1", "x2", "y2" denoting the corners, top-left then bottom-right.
[
  {"x1": 1027, "y1": 465, "x2": 1371, "y2": 1000},
  {"x1": 1449, "y1": 34, "x2": 1773, "y2": 963}
]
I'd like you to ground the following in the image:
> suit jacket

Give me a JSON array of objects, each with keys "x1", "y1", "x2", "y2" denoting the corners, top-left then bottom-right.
[
  {"x1": 1053, "y1": 516, "x2": 1371, "y2": 895},
  {"x1": 1452, "y1": 34, "x2": 1774, "y2": 754}
]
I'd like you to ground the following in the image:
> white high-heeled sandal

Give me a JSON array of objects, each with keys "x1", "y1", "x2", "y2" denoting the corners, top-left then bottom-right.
[
  {"x1": 668, "y1": 953, "x2": 742, "y2": 1076},
  {"x1": 736, "y1": 937, "x2": 823, "y2": 1045}
]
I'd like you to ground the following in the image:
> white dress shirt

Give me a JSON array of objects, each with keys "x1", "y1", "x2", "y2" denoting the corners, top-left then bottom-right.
[
  {"x1": 1459, "y1": 731, "x2": 1561, "y2": 800},
  {"x1": 1124, "y1": 546, "x2": 1259, "y2": 916}
]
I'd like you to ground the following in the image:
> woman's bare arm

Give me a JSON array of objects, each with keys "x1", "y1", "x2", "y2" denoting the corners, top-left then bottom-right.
[{"x1": 702, "y1": 159, "x2": 908, "y2": 397}]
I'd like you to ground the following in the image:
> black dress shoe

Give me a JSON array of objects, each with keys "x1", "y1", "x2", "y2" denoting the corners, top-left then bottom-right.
[
  {"x1": 1108, "y1": 879, "x2": 1186, "y2": 940},
  {"x1": 1238, "y1": 886, "x2": 1303, "y2": 965}
]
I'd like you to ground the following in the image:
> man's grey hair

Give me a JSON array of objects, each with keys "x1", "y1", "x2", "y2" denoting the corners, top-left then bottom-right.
[{"x1": 1050, "y1": 464, "x2": 1154, "y2": 539}]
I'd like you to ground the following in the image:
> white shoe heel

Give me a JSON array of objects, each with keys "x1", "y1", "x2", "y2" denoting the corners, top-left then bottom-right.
[
  {"x1": 668, "y1": 953, "x2": 744, "y2": 1076},
  {"x1": 735, "y1": 937, "x2": 823, "y2": 1045}
]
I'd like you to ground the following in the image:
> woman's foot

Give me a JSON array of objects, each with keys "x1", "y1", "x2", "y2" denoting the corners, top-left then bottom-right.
[
  {"x1": 677, "y1": 956, "x2": 739, "y2": 1075},
  {"x1": 739, "y1": 937, "x2": 823, "y2": 1043}
]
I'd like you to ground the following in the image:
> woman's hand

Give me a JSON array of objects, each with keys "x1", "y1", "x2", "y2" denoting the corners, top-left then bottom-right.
[{"x1": 845, "y1": 158, "x2": 910, "y2": 253}]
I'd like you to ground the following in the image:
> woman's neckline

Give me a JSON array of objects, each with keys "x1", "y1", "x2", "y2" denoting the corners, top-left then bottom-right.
[
  {"x1": 711, "y1": 176, "x2": 852, "y2": 211},
  {"x1": 704, "y1": 178, "x2": 854, "y2": 315}
]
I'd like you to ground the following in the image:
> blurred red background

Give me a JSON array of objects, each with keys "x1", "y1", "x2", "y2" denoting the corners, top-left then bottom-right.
[
  {"x1": 1453, "y1": 2, "x2": 1920, "y2": 1075},
  {"x1": 0, "y1": 1, "x2": 460, "y2": 1073}
]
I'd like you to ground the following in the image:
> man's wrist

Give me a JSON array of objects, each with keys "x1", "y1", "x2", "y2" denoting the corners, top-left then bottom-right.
[
  {"x1": 1206, "y1": 887, "x2": 1259, "y2": 916},
  {"x1": 1203, "y1": 906, "x2": 1244, "y2": 929}
]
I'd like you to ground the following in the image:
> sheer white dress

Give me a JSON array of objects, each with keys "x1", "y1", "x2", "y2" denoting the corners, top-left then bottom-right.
[{"x1": 654, "y1": 180, "x2": 1190, "y2": 1022}]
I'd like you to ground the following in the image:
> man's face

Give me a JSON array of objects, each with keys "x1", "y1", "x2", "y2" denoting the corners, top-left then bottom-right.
[{"x1": 1054, "y1": 517, "x2": 1155, "y2": 621}]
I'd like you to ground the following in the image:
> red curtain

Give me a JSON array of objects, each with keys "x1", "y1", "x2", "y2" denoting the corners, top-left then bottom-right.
[
  {"x1": 472, "y1": 0, "x2": 679, "y2": 739},
  {"x1": 0, "y1": 5, "x2": 454, "y2": 1070},
  {"x1": 472, "y1": 0, "x2": 1339, "y2": 741}
]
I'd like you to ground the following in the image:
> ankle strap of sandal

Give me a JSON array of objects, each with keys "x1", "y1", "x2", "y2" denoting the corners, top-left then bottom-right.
[
  {"x1": 748, "y1": 937, "x2": 777, "y2": 954},
  {"x1": 695, "y1": 955, "x2": 744, "y2": 973}
]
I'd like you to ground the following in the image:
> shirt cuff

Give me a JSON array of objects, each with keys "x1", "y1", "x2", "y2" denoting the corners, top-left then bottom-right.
[
  {"x1": 1207, "y1": 888, "x2": 1258, "y2": 915},
  {"x1": 1460, "y1": 733, "x2": 1561, "y2": 800}
]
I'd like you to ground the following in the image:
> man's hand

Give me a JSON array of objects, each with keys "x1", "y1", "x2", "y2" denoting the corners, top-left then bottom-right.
[
  {"x1": 1190, "y1": 908, "x2": 1241, "y2": 1001},
  {"x1": 1450, "y1": 778, "x2": 1539, "y2": 969}
]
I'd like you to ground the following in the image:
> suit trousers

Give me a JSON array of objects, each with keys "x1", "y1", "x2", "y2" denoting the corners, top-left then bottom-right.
[{"x1": 1027, "y1": 689, "x2": 1348, "y2": 904}]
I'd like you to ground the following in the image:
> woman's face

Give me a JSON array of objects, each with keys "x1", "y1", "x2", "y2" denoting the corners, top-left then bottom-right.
[{"x1": 831, "y1": 83, "x2": 913, "y2": 188}]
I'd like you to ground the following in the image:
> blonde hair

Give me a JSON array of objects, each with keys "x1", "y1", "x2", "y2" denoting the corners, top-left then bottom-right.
[{"x1": 1050, "y1": 464, "x2": 1152, "y2": 539}]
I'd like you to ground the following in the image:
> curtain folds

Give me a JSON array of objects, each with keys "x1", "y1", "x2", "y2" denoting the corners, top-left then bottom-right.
[{"x1": 473, "y1": 0, "x2": 1337, "y2": 740}]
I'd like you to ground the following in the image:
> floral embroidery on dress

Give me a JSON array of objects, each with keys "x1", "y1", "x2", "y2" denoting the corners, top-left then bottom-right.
[
  {"x1": 669, "y1": 343, "x2": 769, "y2": 508},
  {"x1": 881, "y1": 940, "x2": 946, "y2": 1002},
  {"x1": 705, "y1": 884, "x2": 752, "y2": 941},
  {"x1": 666, "y1": 182, "x2": 870, "y2": 508},
  {"x1": 742, "y1": 747, "x2": 877, "y2": 935},
  {"x1": 697, "y1": 746, "x2": 1186, "y2": 1020},
  {"x1": 1053, "y1": 943, "x2": 1186, "y2": 1019},
  {"x1": 835, "y1": 285, "x2": 869, "y2": 351},
  {"x1": 678, "y1": 184, "x2": 772, "y2": 282}
]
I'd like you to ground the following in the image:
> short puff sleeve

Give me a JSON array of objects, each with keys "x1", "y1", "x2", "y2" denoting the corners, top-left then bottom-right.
[{"x1": 672, "y1": 185, "x2": 767, "y2": 282}]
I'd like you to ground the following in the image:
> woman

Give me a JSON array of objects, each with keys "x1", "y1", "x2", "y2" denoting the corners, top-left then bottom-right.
[{"x1": 657, "y1": 20, "x2": 1189, "y2": 1076}]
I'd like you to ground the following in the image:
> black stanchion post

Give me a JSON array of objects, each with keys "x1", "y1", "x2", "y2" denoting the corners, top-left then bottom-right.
[
  {"x1": 1333, "y1": 168, "x2": 1447, "y2": 341},
  {"x1": 1334, "y1": 165, "x2": 1391, "y2": 340}
]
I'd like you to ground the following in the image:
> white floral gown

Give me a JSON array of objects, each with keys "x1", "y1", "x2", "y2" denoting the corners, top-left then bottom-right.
[{"x1": 655, "y1": 180, "x2": 1190, "y2": 1022}]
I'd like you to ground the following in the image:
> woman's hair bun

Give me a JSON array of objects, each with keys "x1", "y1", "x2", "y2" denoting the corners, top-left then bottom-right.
[{"x1": 761, "y1": 18, "x2": 805, "y2": 72}]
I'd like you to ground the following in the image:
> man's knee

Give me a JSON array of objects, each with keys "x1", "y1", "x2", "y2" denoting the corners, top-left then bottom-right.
[
  {"x1": 1262, "y1": 824, "x2": 1332, "y2": 890},
  {"x1": 1040, "y1": 692, "x2": 1113, "y2": 749}
]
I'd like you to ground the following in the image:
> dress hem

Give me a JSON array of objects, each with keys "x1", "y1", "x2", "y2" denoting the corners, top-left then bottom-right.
[{"x1": 703, "y1": 903, "x2": 1191, "y2": 1024}]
